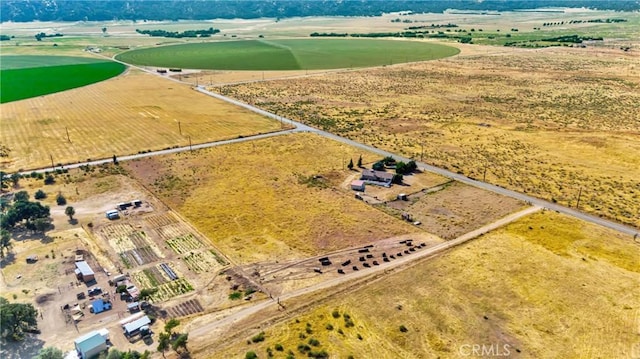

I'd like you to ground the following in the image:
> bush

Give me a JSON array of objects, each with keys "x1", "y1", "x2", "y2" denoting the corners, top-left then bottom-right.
[
  {"x1": 34, "y1": 190, "x2": 46, "y2": 200},
  {"x1": 297, "y1": 343, "x2": 311, "y2": 353},
  {"x1": 274, "y1": 344, "x2": 284, "y2": 351},
  {"x1": 229, "y1": 291, "x2": 242, "y2": 300},
  {"x1": 308, "y1": 350, "x2": 329, "y2": 359},
  {"x1": 245, "y1": 351, "x2": 258, "y2": 359},
  {"x1": 331, "y1": 310, "x2": 340, "y2": 318},
  {"x1": 56, "y1": 193, "x2": 66, "y2": 205},
  {"x1": 357, "y1": 333, "x2": 363, "y2": 340},
  {"x1": 399, "y1": 325, "x2": 408, "y2": 333},
  {"x1": 325, "y1": 323, "x2": 333, "y2": 331},
  {"x1": 44, "y1": 175, "x2": 55, "y2": 185},
  {"x1": 251, "y1": 331, "x2": 265, "y2": 343},
  {"x1": 372, "y1": 161, "x2": 385, "y2": 171},
  {"x1": 308, "y1": 338, "x2": 320, "y2": 347}
]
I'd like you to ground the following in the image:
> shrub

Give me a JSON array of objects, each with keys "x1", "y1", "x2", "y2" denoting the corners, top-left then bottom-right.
[
  {"x1": 44, "y1": 175, "x2": 55, "y2": 185},
  {"x1": 308, "y1": 350, "x2": 329, "y2": 359},
  {"x1": 337, "y1": 328, "x2": 344, "y2": 335},
  {"x1": 56, "y1": 192, "x2": 66, "y2": 205},
  {"x1": 251, "y1": 331, "x2": 265, "y2": 343},
  {"x1": 308, "y1": 338, "x2": 320, "y2": 347},
  {"x1": 274, "y1": 344, "x2": 284, "y2": 351},
  {"x1": 245, "y1": 351, "x2": 258, "y2": 359},
  {"x1": 34, "y1": 190, "x2": 46, "y2": 200},
  {"x1": 305, "y1": 327, "x2": 313, "y2": 334},
  {"x1": 331, "y1": 310, "x2": 340, "y2": 318},
  {"x1": 297, "y1": 343, "x2": 311, "y2": 353},
  {"x1": 357, "y1": 333, "x2": 363, "y2": 340},
  {"x1": 229, "y1": 291, "x2": 242, "y2": 300},
  {"x1": 325, "y1": 323, "x2": 333, "y2": 331},
  {"x1": 399, "y1": 325, "x2": 408, "y2": 333}
]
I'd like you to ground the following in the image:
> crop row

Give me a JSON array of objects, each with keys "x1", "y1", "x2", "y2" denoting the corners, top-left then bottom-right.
[
  {"x1": 120, "y1": 247, "x2": 160, "y2": 268},
  {"x1": 143, "y1": 213, "x2": 179, "y2": 228},
  {"x1": 155, "y1": 223, "x2": 193, "y2": 242},
  {"x1": 182, "y1": 251, "x2": 221, "y2": 273},
  {"x1": 166, "y1": 233, "x2": 203, "y2": 254},
  {"x1": 149, "y1": 278, "x2": 194, "y2": 302}
]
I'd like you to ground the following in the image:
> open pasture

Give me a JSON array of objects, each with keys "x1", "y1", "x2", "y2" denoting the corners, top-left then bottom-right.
[
  {"x1": 115, "y1": 39, "x2": 459, "y2": 70},
  {"x1": 125, "y1": 132, "x2": 422, "y2": 264},
  {"x1": 0, "y1": 70, "x2": 282, "y2": 172},
  {"x1": 0, "y1": 59, "x2": 125, "y2": 103},
  {"x1": 211, "y1": 211, "x2": 640, "y2": 358},
  {"x1": 220, "y1": 46, "x2": 640, "y2": 227}
]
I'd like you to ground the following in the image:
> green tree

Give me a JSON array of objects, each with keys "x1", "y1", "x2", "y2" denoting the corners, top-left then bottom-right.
[
  {"x1": 164, "y1": 318, "x2": 180, "y2": 335},
  {"x1": 357, "y1": 155, "x2": 363, "y2": 168},
  {"x1": 65, "y1": 206, "x2": 75, "y2": 220},
  {"x1": 35, "y1": 347, "x2": 65, "y2": 359},
  {"x1": 10, "y1": 173, "x2": 21, "y2": 187},
  {"x1": 0, "y1": 298, "x2": 38, "y2": 341},
  {"x1": 102, "y1": 27, "x2": 107, "y2": 34},
  {"x1": 372, "y1": 161, "x2": 385, "y2": 171},
  {"x1": 392, "y1": 174, "x2": 403, "y2": 184},
  {"x1": 347, "y1": 158, "x2": 354, "y2": 170},
  {"x1": 13, "y1": 191, "x2": 29, "y2": 202},
  {"x1": 44, "y1": 175, "x2": 55, "y2": 185},
  {"x1": 172, "y1": 333, "x2": 189, "y2": 353},
  {"x1": 33, "y1": 217, "x2": 50, "y2": 233},
  {"x1": 56, "y1": 193, "x2": 66, "y2": 206},
  {"x1": 138, "y1": 288, "x2": 158, "y2": 301},
  {"x1": 245, "y1": 351, "x2": 258, "y2": 359},
  {"x1": 106, "y1": 348, "x2": 123, "y2": 359},
  {"x1": 0, "y1": 229, "x2": 12, "y2": 258},
  {"x1": 157, "y1": 332, "x2": 171, "y2": 358},
  {"x1": 34, "y1": 189, "x2": 46, "y2": 200}
]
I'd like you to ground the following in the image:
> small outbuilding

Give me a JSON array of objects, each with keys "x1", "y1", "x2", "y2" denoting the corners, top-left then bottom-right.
[
  {"x1": 75, "y1": 261, "x2": 95, "y2": 283},
  {"x1": 350, "y1": 180, "x2": 366, "y2": 192},
  {"x1": 74, "y1": 330, "x2": 108, "y2": 359},
  {"x1": 123, "y1": 315, "x2": 151, "y2": 337}
]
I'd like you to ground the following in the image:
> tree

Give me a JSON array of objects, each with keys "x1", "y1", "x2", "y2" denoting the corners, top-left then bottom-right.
[
  {"x1": 44, "y1": 175, "x2": 55, "y2": 185},
  {"x1": 392, "y1": 174, "x2": 403, "y2": 184},
  {"x1": 10, "y1": 173, "x2": 21, "y2": 187},
  {"x1": 34, "y1": 190, "x2": 46, "y2": 200},
  {"x1": 35, "y1": 347, "x2": 65, "y2": 359},
  {"x1": 138, "y1": 288, "x2": 158, "y2": 301},
  {"x1": 0, "y1": 229, "x2": 12, "y2": 258},
  {"x1": 164, "y1": 318, "x2": 180, "y2": 335},
  {"x1": 33, "y1": 217, "x2": 50, "y2": 233},
  {"x1": 157, "y1": 332, "x2": 171, "y2": 358},
  {"x1": 357, "y1": 155, "x2": 363, "y2": 168},
  {"x1": 56, "y1": 193, "x2": 66, "y2": 206},
  {"x1": 172, "y1": 333, "x2": 189, "y2": 354},
  {"x1": 65, "y1": 206, "x2": 75, "y2": 220},
  {"x1": 0, "y1": 298, "x2": 38, "y2": 341},
  {"x1": 13, "y1": 191, "x2": 29, "y2": 202},
  {"x1": 113, "y1": 155, "x2": 118, "y2": 165},
  {"x1": 102, "y1": 27, "x2": 107, "y2": 34},
  {"x1": 372, "y1": 161, "x2": 385, "y2": 171},
  {"x1": 347, "y1": 158, "x2": 354, "y2": 170}
]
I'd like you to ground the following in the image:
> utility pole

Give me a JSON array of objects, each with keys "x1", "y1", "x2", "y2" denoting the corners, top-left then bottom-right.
[
  {"x1": 65, "y1": 127, "x2": 70, "y2": 142},
  {"x1": 50, "y1": 154, "x2": 55, "y2": 170},
  {"x1": 178, "y1": 121, "x2": 182, "y2": 135},
  {"x1": 188, "y1": 135, "x2": 192, "y2": 152},
  {"x1": 483, "y1": 164, "x2": 488, "y2": 182},
  {"x1": 576, "y1": 187, "x2": 583, "y2": 209},
  {"x1": 420, "y1": 142, "x2": 424, "y2": 162}
]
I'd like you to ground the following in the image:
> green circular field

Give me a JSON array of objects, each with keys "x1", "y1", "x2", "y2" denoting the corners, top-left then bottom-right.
[
  {"x1": 115, "y1": 39, "x2": 460, "y2": 70},
  {"x1": 0, "y1": 55, "x2": 126, "y2": 103}
]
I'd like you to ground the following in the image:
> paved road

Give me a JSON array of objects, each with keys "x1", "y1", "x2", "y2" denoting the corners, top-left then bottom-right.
[
  {"x1": 196, "y1": 87, "x2": 640, "y2": 238},
  {"x1": 188, "y1": 206, "x2": 542, "y2": 347}
]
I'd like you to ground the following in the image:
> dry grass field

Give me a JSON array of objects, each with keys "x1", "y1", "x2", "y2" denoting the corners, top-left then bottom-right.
[
  {"x1": 125, "y1": 133, "x2": 421, "y2": 264},
  {"x1": 0, "y1": 69, "x2": 282, "y2": 172},
  {"x1": 211, "y1": 211, "x2": 640, "y2": 358},
  {"x1": 219, "y1": 46, "x2": 640, "y2": 227}
]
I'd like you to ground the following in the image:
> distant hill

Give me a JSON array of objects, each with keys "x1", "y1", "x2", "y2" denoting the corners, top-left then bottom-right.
[{"x1": 1, "y1": 0, "x2": 639, "y2": 23}]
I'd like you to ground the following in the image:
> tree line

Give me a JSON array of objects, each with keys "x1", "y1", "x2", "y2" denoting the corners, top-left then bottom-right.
[
  {"x1": 1, "y1": 0, "x2": 638, "y2": 23},
  {"x1": 136, "y1": 27, "x2": 220, "y2": 38}
]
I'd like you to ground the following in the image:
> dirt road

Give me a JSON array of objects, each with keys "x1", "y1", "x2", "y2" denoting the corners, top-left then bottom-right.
[{"x1": 187, "y1": 205, "x2": 542, "y2": 349}]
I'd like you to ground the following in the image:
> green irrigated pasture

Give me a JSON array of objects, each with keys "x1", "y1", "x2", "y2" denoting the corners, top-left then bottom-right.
[
  {"x1": 0, "y1": 55, "x2": 108, "y2": 70},
  {"x1": 115, "y1": 39, "x2": 460, "y2": 70},
  {"x1": 0, "y1": 61, "x2": 126, "y2": 103}
]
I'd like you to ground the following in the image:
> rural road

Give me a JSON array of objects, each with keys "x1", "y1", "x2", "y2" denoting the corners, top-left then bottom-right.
[
  {"x1": 187, "y1": 205, "x2": 542, "y2": 346},
  {"x1": 195, "y1": 87, "x2": 640, "y2": 238}
]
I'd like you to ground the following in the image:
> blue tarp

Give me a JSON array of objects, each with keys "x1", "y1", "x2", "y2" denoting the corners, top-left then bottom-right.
[{"x1": 91, "y1": 299, "x2": 112, "y2": 314}]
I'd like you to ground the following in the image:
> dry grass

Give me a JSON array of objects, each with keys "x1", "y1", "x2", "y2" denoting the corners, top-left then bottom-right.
[
  {"x1": 0, "y1": 69, "x2": 282, "y2": 172},
  {"x1": 213, "y1": 211, "x2": 640, "y2": 358},
  {"x1": 219, "y1": 47, "x2": 640, "y2": 227},
  {"x1": 124, "y1": 132, "x2": 421, "y2": 264}
]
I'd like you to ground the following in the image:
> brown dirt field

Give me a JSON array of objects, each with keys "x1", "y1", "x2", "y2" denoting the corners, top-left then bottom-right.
[
  {"x1": 218, "y1": 46, "x2": 640, "y2": 228},
  {"x1": 209, "y1": 211, "x2": 640, "y2": 359},
  {"x1": 0, "y1": 69, "x2": 282, "y2": 172},
  {"x1": 385, "y1": 181, "x2": 526, "y2": 240},
  {"x1": 124, "y1": 132, "x2": 423, "y2": 264}
]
